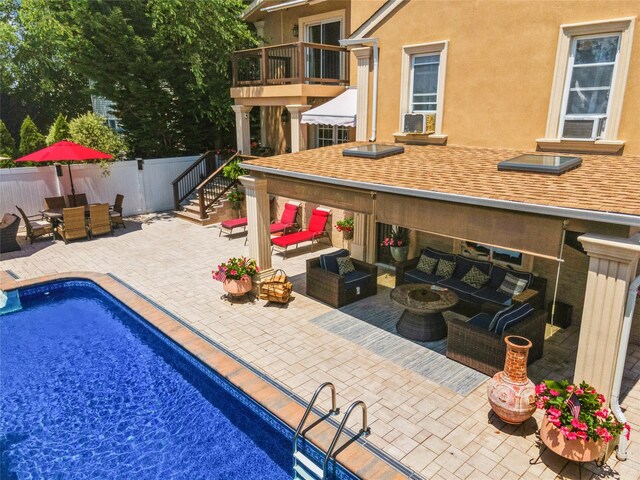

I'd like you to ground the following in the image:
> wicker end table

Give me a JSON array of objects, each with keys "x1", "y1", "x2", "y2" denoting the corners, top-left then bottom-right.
[{"x1": 391, "y1": 284, "x2": 459, "y2": 341}]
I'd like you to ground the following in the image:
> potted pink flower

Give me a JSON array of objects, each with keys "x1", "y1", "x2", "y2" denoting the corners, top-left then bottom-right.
[
  {"x1": 380, "y1": 227, "x2": 409, "y2": 262},
  {"x1": 535, "y1": 380, "x2": 630, "y2": 462},
  {"x1": 212, "y1": 257, "x2": 259, "y2": 296}
]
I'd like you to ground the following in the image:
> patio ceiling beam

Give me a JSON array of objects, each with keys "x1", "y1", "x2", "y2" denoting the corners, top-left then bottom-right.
[{"x1": 241, "y1": 163, "x2": 640, "y2": 228}]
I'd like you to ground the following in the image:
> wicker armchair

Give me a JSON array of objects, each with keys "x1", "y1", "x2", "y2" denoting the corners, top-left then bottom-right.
[
  {"x1": 15, "y1": 206, "x2": 54, "y2": 244},
  {"x1": 88, "y1": 203, "x2": 113, "y2": 238},
  {"x1": 445, "y1": 309, "x2": 547, "y2": 376},
  {"x1": 306, "y1": 256, "x2": 378, "y2": 308},
  {"x1": 0, "y1": 213, "x2": 21, "y2": 253},
  {"x1": 56, "y1": 206, "x2": 89, "y2": 244}
]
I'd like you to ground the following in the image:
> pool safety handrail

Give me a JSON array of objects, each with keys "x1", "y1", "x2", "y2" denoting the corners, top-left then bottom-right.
[
  {"x1": 322, "y1": 400, "x2": 371, "y2": 478},
  {"x1": 293, "y1": 382, "x2": 340, "y2": 449}
]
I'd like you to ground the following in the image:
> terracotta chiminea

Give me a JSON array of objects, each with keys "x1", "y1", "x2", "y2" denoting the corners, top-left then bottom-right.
[{"x1": 487, "y1": 335, "x2": 536, "y2": 424}]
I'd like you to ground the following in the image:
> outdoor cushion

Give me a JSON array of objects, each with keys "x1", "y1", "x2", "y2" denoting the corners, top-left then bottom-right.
[
  {"x1": 319, "y1": 249, "x2": 349, "y2": 274},
  {"x1": 494, "y1": 303, "x2": 534, "y2": 334},
  {"x1": 488, "y1": 264, "x2": 510, "y2": 289},
  {"x1": 1, "y1": 213, "x2": 14, "y2": 226},
  {"x1": 461, "y1": 266, "x2": 490, "y2": 289},
  {"x1": 221, "y1": 217, "x2": 248, "y2": 229},
  {"x1": 489, "y1": 304, "x2": 516, "y2": 332},
  {"x1": 498, "y1": 272, "x2": 531, "y2": 297},
  {"x1": 435, "y1": 259, "x2": 456, "y2": 279},
  {"x1": 472, "y1": 287, "x2": 513, "y2": 307},
  {"x1": 272, "y1": 230, "x2": 316, "y2": 247},
  {"x1": 337, "y1": 256, "x2": 356, "y2": 276},
  {"x1": 308, "y1": 208, "x2": 330, "y2": 233},
  {"x1": 453, "y1": 255, "x2": 492, "y2": 279},
  {"x1": 280, "y1": 203, "x2": 298, "y2": 225},
  {"x1": 437, "y1": 278, "x2": 479, "y2": 296},
  {"x1": 467, "y1": 313, "x2": 494, "y2": 330},
  {"x1": 416, "y1": 254, "x2": 439, "y2": 274},
  {"x1": 343, "y1": 271, "x2": 371, "y2": 291},
  {"x1": 422, "y1": 247, "x2": 456, "y2": 262},
  {"x1": 270, "y1": 222, "x2": 290, "y2": 234},
  {"x1": 405, "y1": 269, "x2": 441, "y2": 285}
]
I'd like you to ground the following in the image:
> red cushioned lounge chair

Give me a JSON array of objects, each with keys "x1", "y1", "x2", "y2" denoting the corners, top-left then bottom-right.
[
  {"x1": 219, "y1": 216, "x2": 247, "y2": 239},
  {"x1": 271, "y1": 207, "x2": 332, "y2": 259},
  {"x1": 269, "y1": 201, "x2": 300, "y2": 235}
]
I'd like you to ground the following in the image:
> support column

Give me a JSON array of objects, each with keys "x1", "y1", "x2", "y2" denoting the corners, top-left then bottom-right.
[
  {"x1": 285, "y1": 104, "x2": 311, "y2": 153},
  {"x1": 351, "y1": 212, "x2": 368, "y2": 261},
  {"x1": 240, "y1": 174, "x2": 273, "y2": 286},
  {"x1": 231, "y1": 105, "x2": 252, "y2": 154},
  {"x1": 259, "y1": 106, "x2": 268, "y2": 148},
  {"x1": 575, "y1": 233, "x2": 640, "y2": 401},
  {"x1": 353, "y1": 46, "x2": 371, "y2": 142}
]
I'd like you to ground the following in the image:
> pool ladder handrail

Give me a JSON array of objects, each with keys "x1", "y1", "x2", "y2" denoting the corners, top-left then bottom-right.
[
  {"x1": 322, "y1": 400, "x2": 371, "y2": 478},
  {"x1": 293, "y1": 382, "x2": 340, "y2": 450}
]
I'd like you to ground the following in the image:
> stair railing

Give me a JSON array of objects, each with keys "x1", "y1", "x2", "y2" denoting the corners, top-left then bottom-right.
[
  {"x1": 193, "y1": 153, "x2": 246, "y2": 220},
  {"x1": 171, "y1": 150, "x2": 220, "y2": 210}
]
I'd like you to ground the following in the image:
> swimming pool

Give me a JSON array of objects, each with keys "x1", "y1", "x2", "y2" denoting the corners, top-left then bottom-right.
[{"x1": 0, "y1": 279, "x2": 358, "y2": 479}]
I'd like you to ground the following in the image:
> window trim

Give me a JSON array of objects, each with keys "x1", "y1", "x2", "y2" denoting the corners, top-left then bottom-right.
[
  {"x1": 298, "y1": 10, "x2": 345, "y2": 43},
  {"x1": 399, "y1": 41, "x2": 448, "y2": 137},
  {"x1": 541, "y1": 17, "x2": 635, "y2": 146},
  {"x1": 558, "y1": 32, "x2": 621, "y2": 140}
]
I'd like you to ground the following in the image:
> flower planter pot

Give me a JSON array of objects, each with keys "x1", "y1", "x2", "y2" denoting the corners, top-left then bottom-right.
[
  {"x1": 487, "y1": 335, "x2": 536, "y2": 424},
  {"x1": 390, "y1": 246, "x2": 408, "y2": 262},
  {"x1": 222, "y1": 277, "x2": 252, "y2": 296},
  {"x1": 540, "y1": 416, "x2": 604, "y2": 462},
  {"x1": 342, "y1": 230, "x2": 353, "y2": 240}
]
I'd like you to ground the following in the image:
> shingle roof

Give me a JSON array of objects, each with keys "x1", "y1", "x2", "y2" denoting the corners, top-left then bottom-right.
[{"x1": 243, "y1": 142, "x2": 640, "y2": 219}]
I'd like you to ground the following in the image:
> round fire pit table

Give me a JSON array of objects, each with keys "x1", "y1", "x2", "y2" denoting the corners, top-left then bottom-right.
[{"x1": 391, "y1": 284, "x2": 459, "y2": 341}]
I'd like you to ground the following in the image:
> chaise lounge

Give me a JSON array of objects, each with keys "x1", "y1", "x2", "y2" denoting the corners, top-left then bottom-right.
[{"x1": 272, "y1": 207, "x2": 332, "y2": 259}]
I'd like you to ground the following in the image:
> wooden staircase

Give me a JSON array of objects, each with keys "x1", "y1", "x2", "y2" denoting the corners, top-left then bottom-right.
[
  {"x1": 174, "y1": 195, "x2": 241, "y2": 226},
  {"x1": 171, "y1": 151, "x2": 248, "y2": 226}
]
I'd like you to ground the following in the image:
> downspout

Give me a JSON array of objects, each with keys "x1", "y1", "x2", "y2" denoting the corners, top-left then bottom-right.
[
  {"x1": 339, "y1": 37, "x2": 379, "y2": 142},
  {"x1": 611, "y1": 273, "x2": 640, "y2": 460}
]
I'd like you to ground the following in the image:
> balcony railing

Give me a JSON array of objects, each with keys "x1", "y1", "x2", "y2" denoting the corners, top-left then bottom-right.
[{"x1": 232, "y1": 42, "x2": 349, "y2": 87}]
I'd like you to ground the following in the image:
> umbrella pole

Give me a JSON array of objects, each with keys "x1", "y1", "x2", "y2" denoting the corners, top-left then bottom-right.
[{"x1": 68, "y1": 163, "x2": 76, "y2": 207}]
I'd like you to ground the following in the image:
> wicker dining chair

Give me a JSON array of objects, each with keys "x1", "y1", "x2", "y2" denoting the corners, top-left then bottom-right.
[
  {"x1": 88, "y1": 203, "x2": 113, "y2": 238},
  {"x1": 44, "y1": 196, "x2": 67, "y2": 210},
  {"x1": 56, "y1": 206, "x2": 89, "y2": 244},
  {"x1": 67, "y1": 193, "x2": 88, "y2": 207},
  {"x1": 110, "y1": 194, "x2": 125, "y2": 228},
  {"x1": 15, "y1": 206, "x2": 54, "y2": 244}
]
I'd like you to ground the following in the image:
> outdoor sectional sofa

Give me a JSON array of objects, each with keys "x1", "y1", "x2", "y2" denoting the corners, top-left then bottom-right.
[{"x1": 395, "y1": 247, "x2": 547, "y2": 312}]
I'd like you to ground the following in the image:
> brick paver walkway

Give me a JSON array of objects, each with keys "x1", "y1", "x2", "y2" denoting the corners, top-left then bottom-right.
[{"x1": 1, "y1": 214, "x2": 638, "y2": 480}]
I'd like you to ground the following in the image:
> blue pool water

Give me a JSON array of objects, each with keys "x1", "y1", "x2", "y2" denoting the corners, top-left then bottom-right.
[{"x1": 0, "y1": 280, "x2": 293, "y2": 479}]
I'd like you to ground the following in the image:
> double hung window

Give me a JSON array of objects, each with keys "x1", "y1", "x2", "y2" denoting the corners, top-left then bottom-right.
[
  {"x1": 317, "y1": 125, "x2": 350, "y2": 147},
  {"x1": 560, "y1": 34, "x2": 620, "y2": 139},
  {"x1": 409, "y1": 54, "x2": 440, "y2": 113}
]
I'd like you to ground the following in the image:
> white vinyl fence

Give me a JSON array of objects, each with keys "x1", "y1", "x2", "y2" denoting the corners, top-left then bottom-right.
[{"x1": 0, "y1": 155, "x2": 199, "y2": 218}]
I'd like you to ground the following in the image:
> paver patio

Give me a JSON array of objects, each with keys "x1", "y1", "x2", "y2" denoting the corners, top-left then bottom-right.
[{"x1": 1, "y1": 214, "x2": 638, "y2": 480}]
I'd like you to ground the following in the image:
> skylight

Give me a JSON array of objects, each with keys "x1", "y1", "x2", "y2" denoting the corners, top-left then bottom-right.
[
  {"x1": 498, "y1": 154, "x2": 582, "y2": 175},
  {"x1": 342, "y1": 144, "x2": 405, "y2": 159}
]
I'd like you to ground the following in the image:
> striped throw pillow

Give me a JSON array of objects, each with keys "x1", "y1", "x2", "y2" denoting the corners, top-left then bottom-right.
[
  {"x1": 497, "y1": 272, "x2": 529, "y2": 297},
  {"x1": 435, "y1": 259, "x2": 456, "y2": 279},
  {"x1": 494, "y1": 303, "x2": 534, "y2": 334},
  {"x1": 337, "y1": 256, "x2": 356, "y2": 276}
]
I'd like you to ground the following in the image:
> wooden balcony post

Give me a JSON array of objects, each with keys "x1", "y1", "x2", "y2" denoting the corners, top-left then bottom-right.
[
  {"x1": 231, "y1": 54, "x2": 238, "y2": 88},
  {"x1": 261, "y1": 47, "x2": 267, "y2": 84},
  {"x1": 298, "y1": 42, "x2": 305, "y2": 83}
]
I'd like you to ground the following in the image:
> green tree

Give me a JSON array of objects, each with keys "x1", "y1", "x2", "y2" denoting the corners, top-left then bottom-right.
[
  {"x1": 69, "y1": 112, "x2": 128, "y2": 160},
  {"x1": 19, "y1": 115, "x2": 46, "y2": 156},
  {"x1": 0, "y1": 0, "x2": 90, "y2": 138},
  {"x1": 46, "y1": 113, "x2": 71, "y2": 145},
  {"x1": 66, "y1": 0, "x2": 256, "y2": 157},
  {"x1": 0, "y1": 120, "x2": 16, "y2": 167}
]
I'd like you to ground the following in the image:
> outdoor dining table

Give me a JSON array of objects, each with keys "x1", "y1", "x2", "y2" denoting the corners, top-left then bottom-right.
[{"x1": 41, "y1": 204, "x2": 108, "y2": 220}]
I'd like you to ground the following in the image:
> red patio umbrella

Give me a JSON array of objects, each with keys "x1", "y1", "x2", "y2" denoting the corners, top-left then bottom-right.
[{"x1": 15, "y1": 140, "x2": 113, "y2": 206}]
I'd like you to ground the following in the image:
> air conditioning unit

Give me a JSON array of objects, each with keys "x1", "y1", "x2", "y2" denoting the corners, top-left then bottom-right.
[
  {"x1": 561, "y1": 116, "x2": 606, "y2": 140},
  {"x1": 403, "y1": 113, "x2": 426, "y2": 133}
]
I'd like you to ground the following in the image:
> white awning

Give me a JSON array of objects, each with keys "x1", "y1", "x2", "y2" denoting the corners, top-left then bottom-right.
[{"x1": 301, "y1": 88, "x2": 357, "y2": 127}]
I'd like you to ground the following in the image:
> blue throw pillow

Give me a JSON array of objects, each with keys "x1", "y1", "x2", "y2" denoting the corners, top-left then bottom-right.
[
  {"x1": 319, "y1": 249, "x2": 349, "y2": 274},
  {"x1": 494, "y1": 303, "x2": 534, "y2": 334},
  {"x1": 488, "y1": 304, "x2": 514, "y2": 332}
]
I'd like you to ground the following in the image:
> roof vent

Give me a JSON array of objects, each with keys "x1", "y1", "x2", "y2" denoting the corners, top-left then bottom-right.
[
  {"x1": 498, "y1": 154, "x2": 582, "y2": 175},
  {"x1": 342, "y1": 144, "x2": 404, "y2": 159}
]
